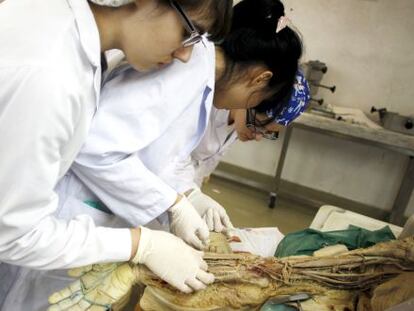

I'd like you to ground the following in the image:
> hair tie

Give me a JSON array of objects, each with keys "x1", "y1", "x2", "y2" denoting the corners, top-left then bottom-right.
[{"x1": 276, "y1": 16, "x2": 290, "y2": 33}]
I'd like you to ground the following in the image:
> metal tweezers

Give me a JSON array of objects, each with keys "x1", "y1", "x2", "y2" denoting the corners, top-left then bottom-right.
[{"x1": 265, "y1": 293, "x2": 311, "y2": 311}]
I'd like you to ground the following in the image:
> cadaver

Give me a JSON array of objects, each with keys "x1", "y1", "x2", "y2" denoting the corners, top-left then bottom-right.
[{"x1": 134, "y1": 235, "x2": 414, "y2": 311}]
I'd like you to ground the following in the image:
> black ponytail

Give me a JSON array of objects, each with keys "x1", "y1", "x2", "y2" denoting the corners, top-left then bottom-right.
[{"x1": 219, "y1": 0, "x2": 303, "y2": 115}]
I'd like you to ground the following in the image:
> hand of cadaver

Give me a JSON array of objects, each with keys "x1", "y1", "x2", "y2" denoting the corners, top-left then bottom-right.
[{"x1": 47, "y1": 263, "x2": 139, "y2": 311}]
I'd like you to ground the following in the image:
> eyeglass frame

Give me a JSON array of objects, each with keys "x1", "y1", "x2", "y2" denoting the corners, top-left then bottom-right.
[
  {"x1": 170, "y1": 0, "x2": 204, "y2": 48},
  {"x1": 246, "y1": 109, "x2": 279, "y2": 141}
]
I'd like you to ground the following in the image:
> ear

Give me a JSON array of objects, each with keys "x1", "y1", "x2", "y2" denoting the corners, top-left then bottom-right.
[{"x1": 252, "y1": 70, "x2": 273, "y2": 87}]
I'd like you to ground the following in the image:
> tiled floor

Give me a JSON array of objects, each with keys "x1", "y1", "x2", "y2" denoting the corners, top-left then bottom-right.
[{"x1": 202, "y1": 176, "x2": 317, "y2": 234}]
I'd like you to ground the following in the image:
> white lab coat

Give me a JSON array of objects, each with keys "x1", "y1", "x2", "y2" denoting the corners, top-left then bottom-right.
[
  {"x1": 5, "y1": 40, "x2": 215, "y2": 311},
  {"x1": 169, "y1": 107, "x2": 238, "y2": 193},
  {"x1": 61, "y1": 40, "x2": 216, "y2": 227},
  {"x1": 0, "y1": 0, "x2": 131, "y2": 309}
]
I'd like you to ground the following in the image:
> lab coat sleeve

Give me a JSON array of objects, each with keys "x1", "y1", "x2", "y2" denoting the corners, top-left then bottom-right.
[
  {"x1": 194, "y1": 157, "x2": 222, "y2": 187},
  {"x1": 71, "y1": 152, "x2": 178, "y2": 227},
  {"x1": 168, "y1": 156, "x2": 199, "y2": 194},
  {"x1": 67, "y1": 66, "x2": 185, "y2": 227},
  {"x1": 0, "y1": 67, "x2": 131, "y2": 269}
]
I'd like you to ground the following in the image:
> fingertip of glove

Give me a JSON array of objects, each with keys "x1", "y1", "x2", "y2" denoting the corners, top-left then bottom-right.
[
  {"x1": 189, "y1": 239, "x2": 204, "y2": 251},
  {"x1": 207, "y1": 273, "x2": 215, "y2": 284},
  {"x1": 193, "y1": 248, "x2": 204, "y2": 256},
  {"x1": 199, "y1": 227, "x2": 210, "y2": 241},
  {"x1": 198, "y1": 271, "x2": 215, "y2": 284},
  {"x1": 224, "y1": 218, "x2": 235, "y2": 229},
  {"x1": 179, "y1": 284, "x2": 193, "y2": 294},
  {"x1": 199, "y1": 260, "x2": 208, "y2": 271}
]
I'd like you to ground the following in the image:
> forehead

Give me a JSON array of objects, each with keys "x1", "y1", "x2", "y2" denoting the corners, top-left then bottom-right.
[{"x1": 162, "y1": 3, "x2": 209, "y2": 36}]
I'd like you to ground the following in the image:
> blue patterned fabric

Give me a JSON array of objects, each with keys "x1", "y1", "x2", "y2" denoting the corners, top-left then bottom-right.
[{"x1": 268, "y1": 71, "x2": 311, "y2": 126}]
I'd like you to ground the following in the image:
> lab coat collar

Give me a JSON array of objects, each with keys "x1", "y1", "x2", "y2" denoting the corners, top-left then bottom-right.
[
  {"x1": 67, "y1": 0, "x2": 101, "y2": 69},
  {"x1": 201, "y1": 35, "x2": 209, "y2": 49}
]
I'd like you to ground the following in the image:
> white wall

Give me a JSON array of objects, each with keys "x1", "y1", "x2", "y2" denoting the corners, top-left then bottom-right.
[{"x1": 223, "y1": 0, "x2": 414, "y2": 217}]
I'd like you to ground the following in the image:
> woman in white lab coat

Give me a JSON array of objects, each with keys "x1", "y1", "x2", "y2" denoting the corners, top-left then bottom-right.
[
  {"x1": 53, "y1": 0, "x2": 304, "y2": 238},
  {"x1": 176, "y1": 72, "x2": 310, "y2": 232},
  {"x1": 0, "y1": 0, "x2": 233, "y2": 309},
  {"x1": 192, "y1": 76, "x2": 310, "y2": 188}
]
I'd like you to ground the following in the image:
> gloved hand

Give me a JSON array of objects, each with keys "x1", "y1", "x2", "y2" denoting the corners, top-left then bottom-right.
[
  {"x1": 187, "y1": 188, "x2": 234, "y2": 233},
  {"x1": 132, "y1": 227, "x2": 214, "y2": 293},
  {"x1": 48, "y1": 263, "x2": 136, "y2": 311},
  {"x1": 48, "y1": 227, "x2": 215, "y2": 310},
  {"x1": 168, "y1": 195, "x2": 210, "y2": 250}
]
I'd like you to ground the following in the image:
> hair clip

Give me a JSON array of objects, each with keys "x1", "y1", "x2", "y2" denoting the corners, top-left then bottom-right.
[
  {"x1": 276, "y1": 16, "x2": 290, "y2": 33},
  {"x1": 89, "y1": 0, "x2": 134, "y2": 7}
]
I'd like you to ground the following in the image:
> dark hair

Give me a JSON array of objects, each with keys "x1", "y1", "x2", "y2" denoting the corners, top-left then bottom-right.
[
  {"x1": 219, "y1": 0, "x2": 303, "y2": 115},
  {"x1": 163, "y1": 0, "x2": 233, "y2": 42},
  {"x1": 205, "y1": 0, "x2": 234, "y2": 42}
]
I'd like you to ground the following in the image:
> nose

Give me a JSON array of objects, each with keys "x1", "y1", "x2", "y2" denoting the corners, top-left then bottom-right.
[
  {"x1": 172, "y1": 46, "x2": 194, "y2": 63},
  {"x1": 265, "y1": 123, "x2": 284, "y2": 132}
]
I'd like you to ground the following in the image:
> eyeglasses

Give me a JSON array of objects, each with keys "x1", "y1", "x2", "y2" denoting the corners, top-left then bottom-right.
[
  {"x1": 246, "y1": 109, "x2": 279, "y2": 141},
  {"x1": 170, "y1": 0, "x2": 203, "y2": 48}
]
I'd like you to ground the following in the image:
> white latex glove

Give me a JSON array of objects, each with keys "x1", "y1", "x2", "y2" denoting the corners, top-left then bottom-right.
[
  {"x1": 48, "y1": 263, "x2": 136, "y2": 311},
  {"x1": 168, "y1": 196, "x2": 210, "y2": 250},
  {"x1": 133, "y1": 227, "x2": 214, "y2": 293},
  {"x1": 187, "y1": 188, "x2": 234, "y2": 233}
]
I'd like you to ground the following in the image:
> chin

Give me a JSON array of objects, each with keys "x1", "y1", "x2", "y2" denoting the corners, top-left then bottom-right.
[
  {"x1": 213, "y1": 100, "x2": 228, "y2": 109},
  {"x1": 132, "y1": 65, "x2": 152, "y2": 73},
  {"x1": 128, "y1": 60, "x2": 156, "y2": 73}
]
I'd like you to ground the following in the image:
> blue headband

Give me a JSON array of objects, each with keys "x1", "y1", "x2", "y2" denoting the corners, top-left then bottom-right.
[{"x1": 267, "y1": 70, "x2": 311, "y2": 126}]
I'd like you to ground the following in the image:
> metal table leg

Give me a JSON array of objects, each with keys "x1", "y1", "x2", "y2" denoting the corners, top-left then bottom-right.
[
  {"x1": 269, "y1": 126, "x2": 294, "y2": 208},
  {"x1": 389, "y1": 156, "x2": 414, "y2": 225}
]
